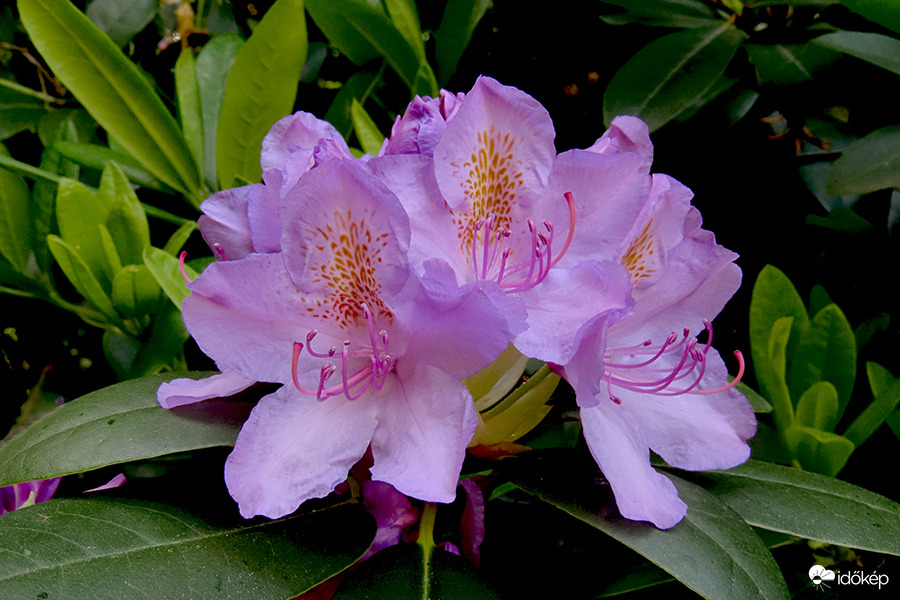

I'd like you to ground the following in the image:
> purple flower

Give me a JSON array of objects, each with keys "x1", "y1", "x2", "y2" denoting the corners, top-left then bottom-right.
[
  {"x1": 0, "y1": 478, "x2": 60, "y2": 514},
  {"x1": 372, "y1": 77, "x2": 754, "y2": 529},
  {"x1": 162, "y1": 158, "x2": 519, "y2": 518}
]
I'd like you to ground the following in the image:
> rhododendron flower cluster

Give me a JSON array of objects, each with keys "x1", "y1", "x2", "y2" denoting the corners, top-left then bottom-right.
[{"x1": 159, "y1": 76, "x2": 755, "y2": 530}]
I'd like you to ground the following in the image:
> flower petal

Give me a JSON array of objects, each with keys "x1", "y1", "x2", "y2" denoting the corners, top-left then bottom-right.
[
  {"x1": 157, "y1": 370, "x2": 256, "y2": 409},
  {"x1": 224, "y1": 385, "x2": 377, "y2": 518},
  {"x1": 434, "y1": 76, "x2": 556, "y2": 212},
  {"x1": 581, "y1": 403, "x2": 686, "y2": 529},
  {"x1": 369, "y1": 366, "x2": 477, "y2": 503},
  {"x1": 198, "y1": 185, "x2": 256, "y2": 260},
  {"x1": 587, "y1": 115, "x2": 654, "y2": 172}
]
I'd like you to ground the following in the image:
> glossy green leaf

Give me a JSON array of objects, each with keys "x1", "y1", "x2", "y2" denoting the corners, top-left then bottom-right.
[
  {"x1": 18, "y1": 0, "x2": 201, "y2": 196},
  {"x1": 843, "y1": 362, "x2": 900, "y2": 447},
  {"x1": 603, "y1": 25, "x2": 746, "y2": 132},
  {"x1": 735, "y1": 381, "x2": 773, "y2": 413},
  {"x1": 0, "y1": 143, "x2": 32, "y2": 273},
  {"x1": 101, "y1": 164, "x2": 150, "y2": 266},
  {"x1": 789, "y1": 303, "x2": 856, "y2": 422},
  {"x1": 688, "y1": 459, "x2": 900, "y2": 554},
  {"x1": 412, "y1": 61, "x2": 440, "y2": 98},
  {"x1": 785, "y1": 426, "x2": 854, "y2": 476},
  {"x1": 325, "y1": 70, "x2": 381, "y2": 139},
  {"x1": 749, "y1": 265, "x2": 810, "y2": 398},
  {"x1": 126, "y1": 297, "x2": 190, "y2": 377},
  {"x1": 46, "y1": 234, "x2": 121, "y2": 324},
  {"x1": 596, "y1": 562, "x2": 676, "y2": 598},
  {"x1": 175, "y1": 48, "x2": 205, "y2": 178},
  {"x1": 86, "y1": 0, "x2": 156, "y2": 47},
  {"x1": 0, "y1": 84, "x2": 46, "y2": 140},
  {"x1": 384, "y1": 0, "x2": 426, "y2": 64},
  {"x1": 841, "y1": 0, "x2": 900, "y2": 36},
  {"x1": 216, "y1": 0, "x2": 308, "y2": 189},
  {"x1": 434, "y1": 0, "x2": 491, "y2": 83},
  {"x1": 598, "y1": 0, "x2": 721, "y2": 28},
  {"x1": 55, "y1": 178, "x2": 111, "y2": 287},
  {"x1": 196, "y1": 33, "x2": 243, "y2": 188},
  {"x1": 813, "y1": 31, "x2": 900, "y2": 76},
  {"x1": 97, "y1": 223, "x2": 122, "y2": 285},
  {"x1": 827, "y1": 124, "x2": 900, "y2": 194},
  {"x1": 500, "y1": 450, "x2": 789, "y2": 600},
  {"x1": 0, "y1": 499, "x2": 374, "y2": 600},
  {"x1": 52, "y1": 140, "x2": 170, "y2": 191},
  {"x1": 334, "y1": 543, "x2": 501, "y2": 599},
  {"x1": 759, "y1": 317, "x2": 795, "y2": 432},
  {"x1": 350, "y1": 98, "x2": 386, "y2": 156},
  {"x1": 795, "y1": 381, "x2": 839, "y2": 431},
  {"x1": 746, "y1": 43, "x2": 837, "y2": 85},
  {"x1": 111, "y1": 265, "x2": 160, "y2": 319},
  {"x1": 0, "y1": 371, "x2": 241, "y2": 487},
  {"x1": 162, "y1": 220, "x2": 198, "y2": 255},
  {"x1": 143, "y1": 245, "x2": 197, "y2": 308},
  {"x1": 306, "y1": 0, "x2": 420, "y2": 91},
  {"x1": 32, "y1": 117, "x2": 80, "y2": 274}
]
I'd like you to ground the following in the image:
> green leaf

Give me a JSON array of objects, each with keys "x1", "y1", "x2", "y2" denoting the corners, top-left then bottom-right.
[
  {"x1": 216, "y1": 0, "x2": 308, "y2": 189},
  {"x1": 97, "y1": 223, "x2": 123, "y2": 285},
  {"x1": 0, "y1": 143, "x2": 33, "y2": 273},
  {"x1": 161, "y1": 220, "x2": 198, "y2": 256},
  {"x1": 789, "y1": 303, "x2": 857, "y2": 422},
  {"x1": 52, "y1": 140, "x2": 170, "y2": 191},
  {"x1": 126, "y1": 297, "x2": 189, "y2": 377},
  {"x1": 143, "y1": 245, "x2": 197, "y2": 308},
  {"x1": 0, "y1": 83, "x2": 46, "y2": 141},
  {"x1": 46, "y1": 234, "x2": 121, "y2": 324},
  {"x1": 687, "y1": 459, "x2": 900, "y2": 554},
  {"x1": 499, "y1": 450, "x2": 789, "y2": 600},
  {"x1": 196, "y1": 33, "x2": 243, "y2": 188},
  {"x1": 334, "y1": 543, "x2": 501, "y2": 599},
  {"x1": 111, "y1": 264, "x2": 160, "y2": 319},
  {"x1": 18, "y1": 0, "x2": 201, "y2": 196},
  {"x1": 759, "y1": 316, "x2": 795, "y2": 432},
  {"x1": 384, "y1": 0, "x2": 426, "y2": 64},
  {"x1": 0, "y1": 499, "x2": 374, "y2": 600},
  {"x1": 795, "y1": 381, "x2": 839, "y2": 431},
  {"x1": 324, "y1": 70, "x2": 380, "y2": 139},
  {"x1": 785, "y1": 426, "x2": 854, "y2": 476},
  {"x1": 174, "y1": 48, "x2": 205, "y2": 179},
  {"x1": 0, "y1": 371, "x2": 243, "y2": 487},
  {"x1": 55, "y1": 177, "x2": 111, "y2": 287},
  {"x1": 748, "y1": 265, "x2": 809, "y2": 404},
  {"x1": 805, "y1": 206, "x2": 874, "y2": 233},
  {"x1": 813, "y1": 30, "x2": 900, "y2": 76},
  {"x1": 598, "y1": 0, "x2": 721, "y2": 28},
  {"x1": 434, "y1": 0, "x2": 491, "y2": 83},
  {"x1": 350, "y1": 98, "x2": 386, "y2": 156},
  {"x1": 826, "y1": 124, "x2": 900, "y2": 194},
  {"x1": 85, "y1": 0, "x2": 156, "y2": 47},
  {"x1": 306, "y1": 0, "x2": 420, "y2": 91},
  {"x1": 745, "y1": 42, "x2": 838, "y2": 85},
  {"x1": 603, "y1": 25, "x2": 746, "y2": 132},
  {"x1": 735, "y1": 381, "x2": 773, "y2": 413},
  {"x1": 843, "y1": 362, "x2": 900, "y2": 447},
  {"x1": 841, "y1": 0, "x2": 900, "y2": 36},
  {"x1": 101, "y1": 163, "x2": 151, "y2": 266}
]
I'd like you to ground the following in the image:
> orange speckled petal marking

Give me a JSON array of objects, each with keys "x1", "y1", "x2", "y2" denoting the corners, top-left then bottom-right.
[
  {"x1": 621, "y1": 218, "x2": 662, "y2": 286},
  {"x1": 280, "y1": 160, "x2": 410, "y2": 330}
]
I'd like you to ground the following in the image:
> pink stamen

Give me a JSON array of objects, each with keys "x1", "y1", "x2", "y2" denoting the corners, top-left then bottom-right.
[
  {"x1": 603, "y1": 322, "x2": 745, "y2": 403},
  {"x1": 291, "y1": 305, "x2": 396, "y2": 401},
  {"x1": 179, "y1": 251, "x2": 192, "y2": 283},
  {"x1": 213, "y1": 243, "x2": 227, "y2": 261}
]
